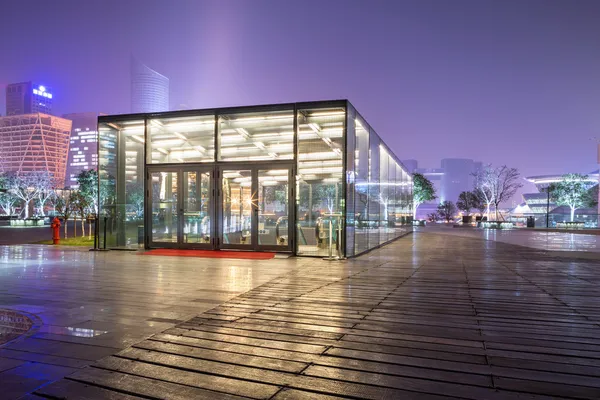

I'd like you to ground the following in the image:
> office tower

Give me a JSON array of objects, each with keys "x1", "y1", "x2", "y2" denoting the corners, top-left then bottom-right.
[
  {"x1": 63, "y1": 112, "x2": 103, "y2": 188},
  {"x1": 440, "y1": 158, "x2": 482, "y2": 203},
  {"x1": 0, "y1": 113, "x2": 71, "y2": 186},
  {"x1": 5, "y1": 82, "x2": 53, "y2": 116},
  {"x1": 131, "y1": 57, "x2": 169, "y2": 113}
]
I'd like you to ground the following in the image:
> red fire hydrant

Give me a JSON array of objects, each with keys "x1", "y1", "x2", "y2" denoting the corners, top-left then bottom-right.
[{"x1": 51, "y1": 217, "x2": 61, "y2": 245}]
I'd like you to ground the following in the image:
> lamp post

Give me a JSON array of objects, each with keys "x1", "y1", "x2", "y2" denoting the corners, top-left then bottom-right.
[{"x1": 546, "y1": 186, "x2": 550, "y2": 229}]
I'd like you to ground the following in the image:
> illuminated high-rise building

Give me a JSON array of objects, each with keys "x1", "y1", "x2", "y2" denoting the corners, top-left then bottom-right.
[
  {"x1": 0, "y1": 113, "x2": 71, "y2": 186},
  {"x1": 131, "y1": 57, "x2": 169, "y2": 113},
  {"x1": 5, "y1": 82, "x2": 53, "y2": 116},
  {"x1": 63, "y1": 112, "x2": 103, "y2": 188}
]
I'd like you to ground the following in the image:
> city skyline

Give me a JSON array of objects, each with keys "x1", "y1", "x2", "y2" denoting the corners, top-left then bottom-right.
[{"x1": 1, "y1": 1, "x2": 599, "y2": 182}]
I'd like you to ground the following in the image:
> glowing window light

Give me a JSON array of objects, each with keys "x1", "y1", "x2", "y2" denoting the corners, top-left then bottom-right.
[{"x1": 38, "y1": 86, "x2": 46, "y2": 92}]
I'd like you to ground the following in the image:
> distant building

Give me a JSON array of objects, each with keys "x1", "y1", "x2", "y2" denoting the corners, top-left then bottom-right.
[
  {"x1": 403, "y1": 158, "x2": 482, "y2": 218},
  {"x1": 5, "y1": 82, "x2": 53, "y2": 116},
  {"x1": 63, "y1": 112, "x2": 103, "y2": 188},
  {"x1": 0, "y1": 113, "x2": 72, "y2": 186},
  {"x1": 440, "y1": 158, "x2": 482, "y2": 204},
  {"x1": 131, "y1": 57, "x2": 169, "y2": 113},
  {"x1": 518, "y1": 172, "x2": 599, "y2": 227}
]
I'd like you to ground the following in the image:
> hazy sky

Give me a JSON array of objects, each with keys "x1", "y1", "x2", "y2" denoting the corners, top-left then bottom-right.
[{"x1": 1, "y1": 0, "x2": 599, "y2": 187}]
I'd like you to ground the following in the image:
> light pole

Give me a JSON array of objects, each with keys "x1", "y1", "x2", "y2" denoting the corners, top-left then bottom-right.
[{"x1": 546, "y1": 186, "x2": 550, "y2": 229}]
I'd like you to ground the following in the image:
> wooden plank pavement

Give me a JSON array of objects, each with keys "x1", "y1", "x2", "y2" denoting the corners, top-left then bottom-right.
[{"x1": 29, "y1": 233, "x2": 600, "y2": 399}]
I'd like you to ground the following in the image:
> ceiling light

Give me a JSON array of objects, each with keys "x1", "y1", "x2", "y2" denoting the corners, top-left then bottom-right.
[
  {"x1": 308, "y1": 123, "x2": 321, "y2": 133},
  {"x1": 236, "y1": 128, "x2": 250, "y2": 139}
]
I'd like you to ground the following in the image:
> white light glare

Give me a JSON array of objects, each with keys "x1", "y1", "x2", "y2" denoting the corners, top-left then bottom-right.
[{"x1": 308, "y1": 123, "x2": 321, "y2": 133}]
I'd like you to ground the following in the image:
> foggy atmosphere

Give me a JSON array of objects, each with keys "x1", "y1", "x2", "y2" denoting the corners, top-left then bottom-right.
[{"x1": 0, "y1": 1, "x2": 600, "y2": 399}]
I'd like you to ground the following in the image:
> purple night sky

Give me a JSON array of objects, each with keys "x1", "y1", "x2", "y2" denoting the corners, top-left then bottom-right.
[{"x1": 1, "y1": 0, "x2": 599, "y2": 190}]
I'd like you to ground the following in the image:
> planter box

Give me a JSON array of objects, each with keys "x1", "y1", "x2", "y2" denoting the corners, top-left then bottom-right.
[
  {"x1": 479, "y1": 221, "x2": 513, "y2": 229},
  {"x1": 556, "y1": 221, "x2": 584, "y2": 230},
  {"x1": 10, "y1": 218, "x2": 45, "y2": 227}
]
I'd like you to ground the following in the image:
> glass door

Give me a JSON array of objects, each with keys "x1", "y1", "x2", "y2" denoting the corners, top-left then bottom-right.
[
  {"x1": 257, "y1": 168, "x2": 291, "y2": 250},
  {"x1": 149, "y1": 169, "x2": 179, "y2": 247},
  {"x1": 148, "y1": 167, "x2": 213, "y2": 249},
  {"x1": 181, "y1": 168, "x2": 213, "y2": 248},
  {"x1": 220, "y1": 169, "x2": 254, "y2": 249},
  {"x1": 218, "y1": 165, "x2": 293, "y2": 252}
]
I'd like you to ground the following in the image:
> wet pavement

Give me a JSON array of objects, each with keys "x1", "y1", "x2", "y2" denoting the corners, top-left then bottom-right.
[
  {"x1": 0, "y1": 310, "x2": 35, "y2": 345},
  {"x1": 425, "y1": 224, "x2": 600, "y2": 253},
  {"x1": 2, "y1": 231, "x2": 599, "y2": 399},
  {"x1": 0, "y1": 245, "x2": 308, "y2": 398}
]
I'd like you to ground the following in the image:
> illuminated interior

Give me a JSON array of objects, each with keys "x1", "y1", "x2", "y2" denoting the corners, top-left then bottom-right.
[{"x1": 97, "y1": 101, "x2": 413, "y2": 257}]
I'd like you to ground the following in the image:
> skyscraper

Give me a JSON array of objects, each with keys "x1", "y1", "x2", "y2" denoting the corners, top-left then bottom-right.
[
  {"x1": 63, "y1": 112, "x2": 103, "y2": 188},
  {"x1": 131, "y1": 57, "x2": 169, "y2": 113},
  {"x1": 5, "y1": 82, "x2": 53, "y2": 116},
  {"x1": 0, "y1": 113, "x2": 71, "y2": 186},
  {"x1": 440, "y1": 158, "x2": 482, "y2": 203}
]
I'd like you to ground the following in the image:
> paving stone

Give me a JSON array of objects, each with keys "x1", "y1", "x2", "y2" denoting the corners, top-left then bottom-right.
[{"x1": 7, "y1": 232, "x2": 600, "y2": 399}]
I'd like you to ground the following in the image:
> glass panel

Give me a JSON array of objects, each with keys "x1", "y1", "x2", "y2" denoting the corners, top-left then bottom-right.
[
  {"x1": 258, "y1": 169, "x2": 289, "y2": 246},
  {"x1": 379, "y1": 144, "x2": 390, "y2": 245},
  {"x1": 368, "y1": 130, "x2": 380, "y2": 248},
  {"x1": 98, "y1": 118, "x2": 145, "y2": 249},
  {"x1": 151, "y1": 171, "x2": 178, "y2": 243},
  {"x1": 354, "y1": 115, "x2": 369, "y2": 255},
  {"x1": 147, "y1": 115, "x2": 215, "y2": 164},
  {"x1": 183, "y1": 170, "x2": 211, "y2": 244},
  {"x1": 222, "y1": 170, "x2": 253, "y2": 245},
  {"x1": 218, "y1": 109, "x2": 294, "y2": 162},
  {"x1": 345, "y1": 105, "x2": 356, "y2": 257},
  {"x1": 296, "y1": 107, "x2": 345, "y2": 256}
]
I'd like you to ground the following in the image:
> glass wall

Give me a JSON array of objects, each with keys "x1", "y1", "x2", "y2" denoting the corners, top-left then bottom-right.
[
  {"x1": 346, "y1": 105, "x2": 413, "y2": 257},
  {"x1": 97, "y1": 101, "x2": 412, "y2": 256},
  {"x1": 218, "y1": 110, "x2": 294, "y2": 162},
  {"x1": 296, "y1": 107, "x2": 345, "y2": 256},
  {"x1": 98, "y1": 118, "x2": 145, "y2": 249},
  {"x1": 147, "y1": 115, "x2": 215, "y2": 164}
]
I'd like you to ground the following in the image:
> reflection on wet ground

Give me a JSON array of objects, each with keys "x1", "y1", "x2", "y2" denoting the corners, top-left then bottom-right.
[
  {"x1": 0, "y1": 309, "x2": 33, "y2": 345},
  {"x1": 424, "y1": 225, "x2": 600, "y2": 252}
]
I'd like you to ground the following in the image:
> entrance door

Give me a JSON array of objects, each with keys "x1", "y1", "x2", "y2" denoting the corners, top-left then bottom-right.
[
  {"x1": 219, "y1": 165, "x2": 293, "y2": 252},
  {"x1": 148, "y1": 167, "x2": 213, "y2": 248}
]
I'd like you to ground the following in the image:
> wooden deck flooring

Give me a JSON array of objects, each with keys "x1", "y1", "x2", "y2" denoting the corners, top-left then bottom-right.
[{"x1": 29, "y1": 233, "x2": 600, "y2": 399}]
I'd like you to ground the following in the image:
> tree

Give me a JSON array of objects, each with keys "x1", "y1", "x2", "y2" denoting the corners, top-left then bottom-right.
[
  {"x1": 36, "y1": 187, "x2": 57, "y2": 216},
  {"x1": 437, "y1": 201, "x2": 457, "y2": 223},
  {"x1": 0, "y1": 173, "x2": 18, "y2": 216},
  {"x1": 0, "y1": 191, "x2": 18, "y2": 216},
  {"x1": 489, "y1": 166, "x2": 523, "y2": 221},
  {"x1": 412, "y1": 173, "x2": 436, "y2": 219},
  {"x1": 473, "y1": 166, "x2": 495, "y2": 219},
  {"x1": 427, "y1": 212, "x2": 439, "y2": 223},
  {"x1": 474, "y1": 165, "x2": 522, "y2": 221},
  {"x1": 126, "y1": 181, "x2": 144, "y2": 218},
  {"x1": 5, "y1": 172, "x2": 52, "y2": 219},
  {"x1": 55, "y1": 190, "x2": 74, "y2": 239},
  {"x1": 71, "y1": 191, "x2": 90, "y2": 237},
  {"x1": 551, "y1": 173, "x2": 597, "y2": 222},
  {"x1": 456, "y1": 191, "x2": 483, "y2": 216},
  {"x1": 77, "y1": 169, "x2": 99, "y2": 215}
]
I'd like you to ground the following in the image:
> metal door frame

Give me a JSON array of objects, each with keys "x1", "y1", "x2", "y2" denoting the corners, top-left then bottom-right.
[
  {"x1": 147, "y1": 165, "x2": 215, "y2": 249},
  {"x1": 216, "y1": 162, "x2": 294, "y2": 252}
]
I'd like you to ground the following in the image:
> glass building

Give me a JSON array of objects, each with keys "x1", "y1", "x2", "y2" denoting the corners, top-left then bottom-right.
[{"x1": 96, "y1": 100, "x2": 413, "y2": 257}]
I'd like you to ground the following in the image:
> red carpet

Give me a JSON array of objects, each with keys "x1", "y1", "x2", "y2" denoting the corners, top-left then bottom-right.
[{"x1": 141, "y1": 249, "x2": 275, "y2": 260}]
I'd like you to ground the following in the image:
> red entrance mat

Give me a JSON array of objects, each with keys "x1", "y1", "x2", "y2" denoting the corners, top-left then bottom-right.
[{"x1": 141, "y1": 249, "x2": 275, "y2": 260}]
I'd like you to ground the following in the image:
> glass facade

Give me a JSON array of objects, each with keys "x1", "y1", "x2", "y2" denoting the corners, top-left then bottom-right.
[{"x1": 97, "y1": 101, "x2": 412, "y2": 256}]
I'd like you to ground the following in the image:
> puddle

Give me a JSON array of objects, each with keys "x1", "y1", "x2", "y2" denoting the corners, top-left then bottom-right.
[{"x1": 0, "y1": 309, "x2": 35, "y2": 345}]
